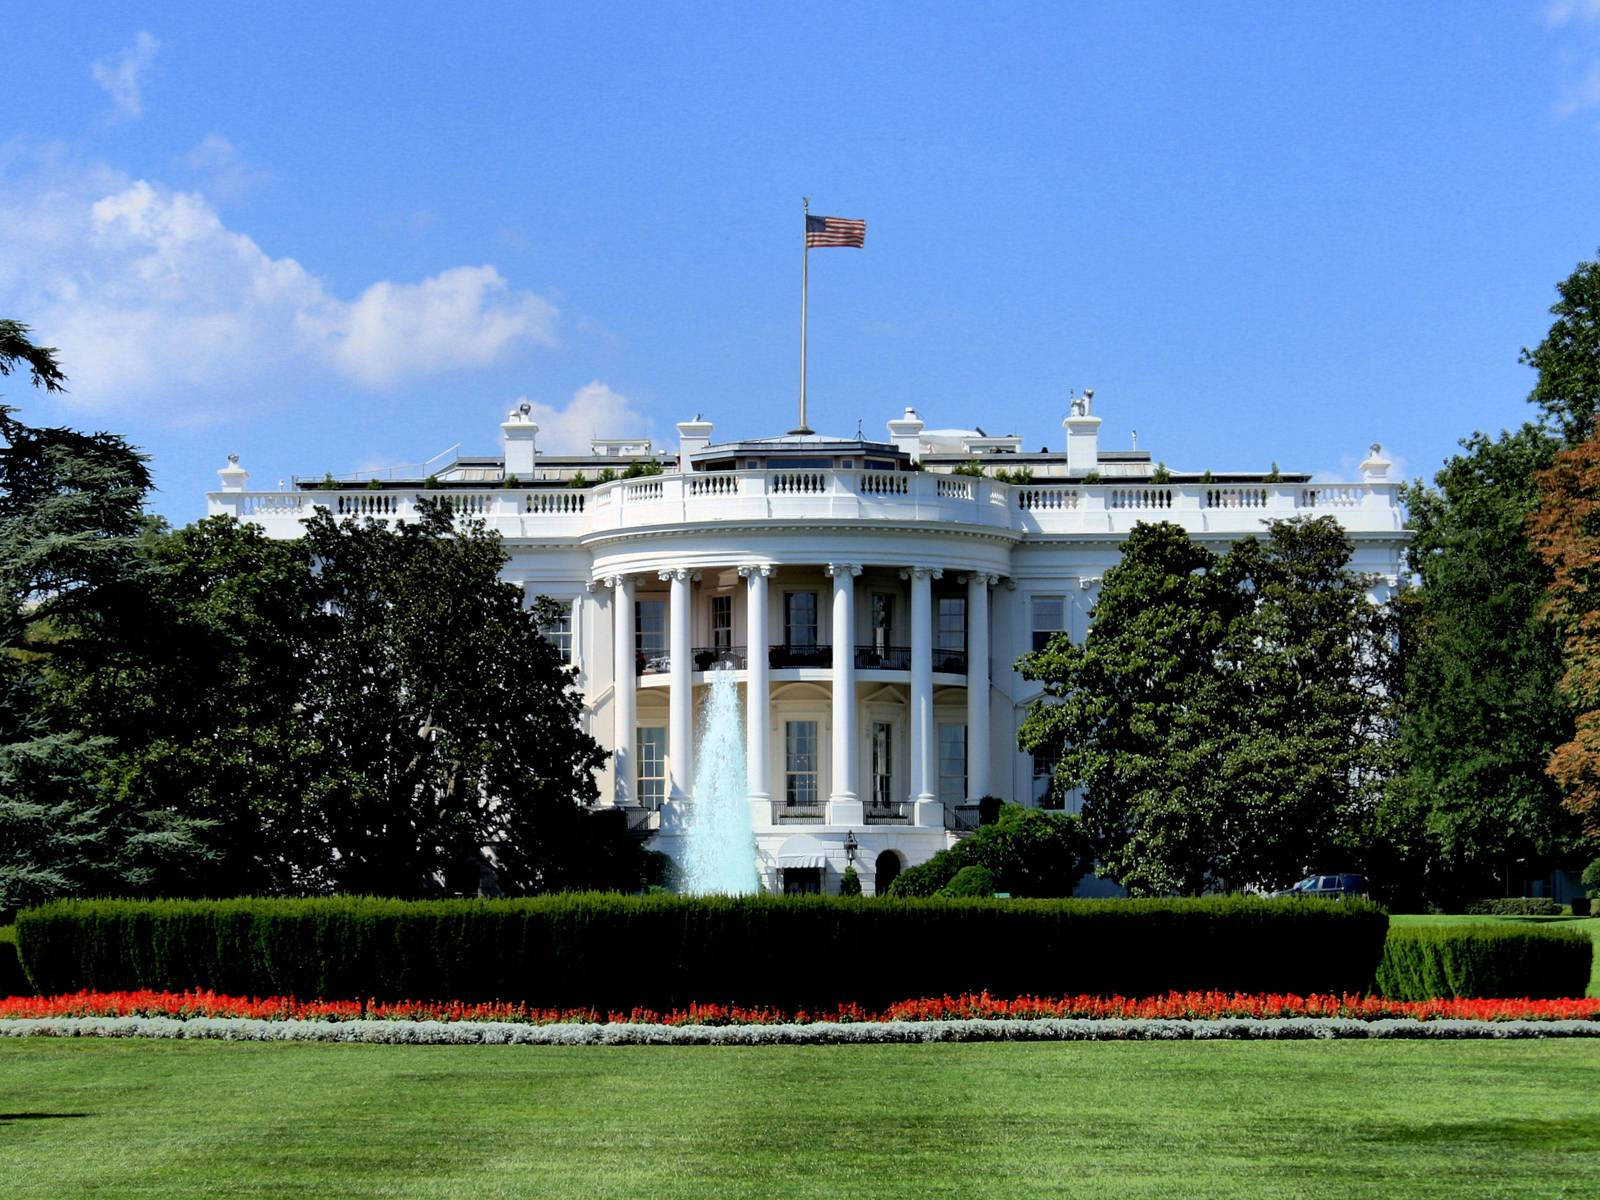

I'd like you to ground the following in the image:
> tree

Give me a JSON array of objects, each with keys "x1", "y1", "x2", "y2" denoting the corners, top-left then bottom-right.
[
  {"x1": 1523, "y1": 252, "x2": 1600, "y2": 445},
  {"x1": 0, "y1": 323, "x2": 210, "y2": 909},
  {"x1": 1017, "y1": 518, "x2": 1394, "y2": 895},
  {"x1": 1529, "y1": 426, "x2": 1600, "y2": 837},
  {"x1": 1387, "y1": 427, "x2": 1578, "y2": 902}
]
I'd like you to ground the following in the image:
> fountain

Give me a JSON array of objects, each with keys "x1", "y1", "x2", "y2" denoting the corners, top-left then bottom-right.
[{"x1": 677, "y1": 665, "x2": 759, "y2": 894}]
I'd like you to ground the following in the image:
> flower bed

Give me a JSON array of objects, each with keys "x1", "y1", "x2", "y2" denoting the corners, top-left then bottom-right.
[{"x1": 5, "y1": 988, "x2": 1599, "y2": 1026}]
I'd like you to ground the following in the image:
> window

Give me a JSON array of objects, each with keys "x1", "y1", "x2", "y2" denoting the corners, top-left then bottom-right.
[
  {"x1": 785, "y1": 720, "x2": 819, "y2": 808},
  {"x1": 871, "y1": 722, "x2": 894, "y2": 808},
  {"x1": 870, "y1": 593, "x2": 894, "y2": 653},
  {"x1": 710, "y1": 595, "x2": 732, "y2": 650},
  {"x1": 938, "y1": 722, "x2": 967, "y2": 804},
  {"x1": 637, "y1": 726, "x2": 667, "y2": 809},
  {"x1": 1031, "y1": 595, "x2": 1066, "y2": 652},
  {"x1": 782, "y1": 867, "x2": 822, "y2": 895},
  {"x1": 636, "y1": 598, "x2": 667, "y2": 658},
  {"x1": 784, "y1": 591, "x2": 818, "y2": 649},
  {"x1": 536, "y1": 597, "x2": 573, "y2": 662},
  {"x1": 936, "y1": 596, "x2": 966, "y2": 652},
  {"x1": 1032, "y1": 752, "x2": 1057, "y2": 807}
]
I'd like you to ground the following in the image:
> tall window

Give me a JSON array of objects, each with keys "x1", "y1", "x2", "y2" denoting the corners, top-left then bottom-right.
[
  {"x1": 536, "y1": 597, "x2": 573, "y2": 662},
  {"x1": 937, "y1": 722, "x2": 967, "y2": 804},
  {"x1": 871, "y1": 722, "x2": 894, "y2": 808},
  {"x1": 710, "y1": 595, "x2": 732, "y2": 650},
  {"x1": 784, "y1": 592, "x2": 818, "y2": 649},
  {"x1": 1031, "y1": 595, "x2": 1066, "y2": 652},
  {"x1": 936, "y1": 596, "x2": 966, "y2": 652},
  {"x1": 870, "y1": 593, "x2": 894, "y2": 653},
  {"x1": 785, "y1": 720, "x2": 819, "y2": 808},
  {"x1": 1032, "y1": 752, "x2": 1057, "y2": 808},
  {"x1": 637, "y1": 726, "x2": 667, "y2": 809},
  {"x1": 636, "y1": 598, "x2": 667, "y2": 658}
]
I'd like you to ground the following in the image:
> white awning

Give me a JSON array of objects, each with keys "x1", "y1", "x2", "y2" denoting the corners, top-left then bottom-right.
[{"x1": 776, "y1": 834, "x2": 830, "y2": 870}]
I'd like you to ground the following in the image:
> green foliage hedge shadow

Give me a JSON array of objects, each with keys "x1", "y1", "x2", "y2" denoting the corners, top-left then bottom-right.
[
  {"x1": 1374, "y1": 924, "x2": 1592, "y2": 1000},
  {"x1": 17, "y1": 895, "x2": 1387, "y2": 1009}
]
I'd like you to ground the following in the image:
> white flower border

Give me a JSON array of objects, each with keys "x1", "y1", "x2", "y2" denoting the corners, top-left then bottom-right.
[{"x1": 3, "y1": 1016, "x2": 1600, "y2": 1043}]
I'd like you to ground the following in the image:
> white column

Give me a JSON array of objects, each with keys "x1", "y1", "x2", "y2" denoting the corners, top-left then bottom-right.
[
  {"x1": 740, "y1": 564, "x2": 774, "y2": 825},
  {"x1": 907, "y1": 566, "x2": 942, "y2": 824},
  {"x1": 607, "y1": 575, "x2": 636, "y2": 806},
  {"x1": 827, "y1": 563, "x2": 864, "y2": 824},
  {"x1": 662, "y1": 568, "x2": 694, "y2": 804},
  {"x1": 965, "y1": 574, "x2": 994, "y2": 803}
]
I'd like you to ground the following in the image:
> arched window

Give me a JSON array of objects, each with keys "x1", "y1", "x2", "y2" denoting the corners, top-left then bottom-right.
[{"x1": 874, "y1": 850, "x2": 902, "y2": 895}]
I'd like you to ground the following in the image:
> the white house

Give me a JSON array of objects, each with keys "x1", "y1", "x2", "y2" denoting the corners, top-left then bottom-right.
[{"x1": 209, "y1": 394, "x2": 1407, "y2": 896}]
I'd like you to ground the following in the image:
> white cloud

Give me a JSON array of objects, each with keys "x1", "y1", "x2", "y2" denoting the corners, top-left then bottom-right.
[
  {"x1": 1310, "y1": 445, "x2": 1409, "y2": 485},
  {"x1": 509, "y1": 382, "x2": 655, "y2": 454},
  {"x1": 180, "y1": 134, "x2": 272, "y2": 200},
  {"x1": 1546, "y1": 1, "x2": 1600, "y2": 28},
  {"x1": 0, "y1": 167, "x2": 560, "y2": 409},
  {"x1": 1545, "y1": 1, "x2": 1600, "y2": 117},
  {"x1": 91, "y1": 32, "x2": 160, "y2": 120}
]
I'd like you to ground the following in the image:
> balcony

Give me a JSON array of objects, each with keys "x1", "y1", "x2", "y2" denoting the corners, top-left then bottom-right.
[
  {"x1": 945, "y1": 803, "x2": 982, "y2": 832},
  {"x1": 854, "y1": 644, "x2": 910, "y2": 670},
  {"x1": 769, "y1": 642, "x2": 831, "y2": 669},
  {"x1": 692, "y1": 645, "x2": 746, "y2": 670},
  {"x1": 778, "y1": 803, "x2": 824, "y2": 824},
  {"x1": 932, "y1": 648, "x2": 967, "y2": 675},
  {"x1": 864, "y1": 798, "x2": 912, "y2": 824}
]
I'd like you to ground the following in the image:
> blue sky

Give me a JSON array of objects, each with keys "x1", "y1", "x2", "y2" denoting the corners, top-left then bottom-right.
[{"x1": 5, "y1": 2, "x2": 1600, "y2": 520}]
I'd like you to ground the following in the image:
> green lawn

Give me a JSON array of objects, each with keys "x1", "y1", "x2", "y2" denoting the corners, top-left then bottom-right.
[
  {"x1": 1390, "y1": 912, "x2": 1600, "y2": 997},
  {"x1": 2, "y1": 1040, "x2": 1598, "y2": 1198}
]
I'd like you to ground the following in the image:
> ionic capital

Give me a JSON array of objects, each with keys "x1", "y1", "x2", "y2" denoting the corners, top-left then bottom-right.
[
  {"x1": 899, "y1": 566, "x2": 943, "y2": 581},
  {"x1": 602, "y1": 574, "x2": 631, "y2": 590},
  {"x1": 658, "y1": 568, "x2": 694, "y2": 582},
  {"x1": 737, "y1": 564, "x2": 776, "y2": 580},
  {"x1": 825, "y1": 562, "x2": 863, "y2": 578}
]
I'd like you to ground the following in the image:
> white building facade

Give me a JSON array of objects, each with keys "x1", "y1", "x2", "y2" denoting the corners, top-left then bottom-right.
[{"x1": 210, "y1": 398, "x2": 1407, "y2": 896}]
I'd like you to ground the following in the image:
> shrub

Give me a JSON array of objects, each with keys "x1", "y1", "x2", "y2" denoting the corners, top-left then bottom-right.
[
  {"x1": 939, "y1": 866, "x2": 996, "y2": 897},
  {"x1": 1463, "y1": 897, "x2": 1564, "y2": 917},
  {"x1": 15, "y1": 895, "x2": 1387, "y2": 1010},
  {"x1": 1572, "y1": 897, "x2": 1592, "y2": 917},
  {"x1": 838, "y1": 867, "x2": 861, "y2": 897},
  {"x1": 0, "y1": 926, "x2": 28, "y2": 998},
  {"x1": 885, "y1": 805, "x2": 1091, "y2": 899},
  {"x1": 1582, "y1": 857, "x2": 1600, "y2": 897},
  {"x1": 953, "y1": 461, "x2": 987, "y2": 478},
  {"x1": 1374, "y1": 924, "x2": 1592, "y2": 1000}
]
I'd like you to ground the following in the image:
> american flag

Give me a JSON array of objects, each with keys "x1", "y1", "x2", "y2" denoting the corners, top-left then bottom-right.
[{"x1": 805, "y1": 214, "x2": 866, "y2": 248}]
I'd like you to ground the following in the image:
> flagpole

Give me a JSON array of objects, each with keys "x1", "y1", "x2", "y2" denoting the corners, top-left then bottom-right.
[{"x1": 796, "y1": 196, "x2": 812, "y2": 435}]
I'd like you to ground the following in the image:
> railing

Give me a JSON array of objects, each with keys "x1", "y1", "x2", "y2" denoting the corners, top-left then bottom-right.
[
  {"x1": 855, "y1": 644, "x2": 911, "y2": 670},
  {"x1": 932, "y1": 647, "x2": 968, "y2": 674},
  {"x1": 865, "y1": 799, "x2": 912, "y2": 824},
  {"x1": 211, "y1": 472, "x2": 1403, "y2": 539},
  {"x1": 769, "y1": 642, "x2": 831, "y2": 668},
  {"x1": 637, "y1": 651, "x2": 670, "y2": 675},
  {"x1": 945, "y1": 803, "x2": 983, "y2": 832},
  {"x1": 778, "y1": 803, "x2": 823, "y2": 823},
  {"x1": 691, "y1": 645, "x2": 746, "y2": 670}
]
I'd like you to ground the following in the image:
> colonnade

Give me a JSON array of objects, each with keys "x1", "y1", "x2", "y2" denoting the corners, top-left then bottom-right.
[{"x1": 601, "y1": 563, "x2": 998, "y2": 827}]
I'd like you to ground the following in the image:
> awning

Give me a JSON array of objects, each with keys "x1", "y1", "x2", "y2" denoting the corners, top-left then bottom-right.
[{"x1": 776, "y1": 834, "x2": 830, "y2": 870}]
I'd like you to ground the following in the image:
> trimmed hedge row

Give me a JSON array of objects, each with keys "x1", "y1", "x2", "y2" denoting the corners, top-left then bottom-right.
[
  {"x1": 16, "y1": 895, "x2": 1388, "y2": 1009},
  {"x1": 1463, "y1": 898, "x2": 1565, "y2": 917},
  {"x1": 1374, "y1": 925, "x2": 1593, "y2": 1000},
  {"x1": 0, "y1": 927, "x2": 26, "y2": 999}
]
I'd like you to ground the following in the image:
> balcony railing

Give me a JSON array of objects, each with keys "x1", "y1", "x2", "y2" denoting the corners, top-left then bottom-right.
[
  {"x1": 945, "y1": 803, "x2": 982, "y2": 832},
  {"x1": 779, "y1": 803, "x2": 824, "y2": 823},
  {"x1": 932, "y1": 647, "x2": 968, "y2": 674},
  {"x1": 638, "y1": 651, "x2": 670, "y2": 675},
  {"x1": 692, "y1": 645, "x2": 746, "y2": 670},
  {"x1": 854, "y1": 644, "x2": 911, "y2": 670},
  {"x1": 864, "y1": 798, "x2": 912, "y2": 824},
  {"x1": 769, "y1": 642, "x2": 831, "y2": 668}
]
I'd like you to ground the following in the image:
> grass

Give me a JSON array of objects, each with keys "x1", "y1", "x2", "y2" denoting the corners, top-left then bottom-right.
[
  {"x1": 1, "y1": 1040, "x2": 1599, "y2": 1198},
  {"x1": 1390, "y1": 912, "x2": 1600, "y2": 997}
]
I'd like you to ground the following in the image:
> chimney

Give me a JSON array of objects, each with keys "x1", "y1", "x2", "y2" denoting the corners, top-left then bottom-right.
[
  {"x1": 886, "y1": 407, "x2": 925, "y2": 461},
  {"x1": 677, "y1": 415, "x2": 714, "y2": 471},
  {"x1": 1063, "y1": 389, "x2": 1101, "y2": 475},
  {"x1": 217, "y1": 453, "x2": 249, "y2": 492},
  {"x1": 501, "y1": 401, "x2": 539, "y2": 479},
  {"x1": 1359, "y1": 442, "x2": 1392, "y2": 483}
]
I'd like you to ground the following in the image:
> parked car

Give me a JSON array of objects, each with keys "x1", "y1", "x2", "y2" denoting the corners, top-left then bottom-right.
[{"x1": 1269, "y1": 873, "x2": 1368, "y2": 900}]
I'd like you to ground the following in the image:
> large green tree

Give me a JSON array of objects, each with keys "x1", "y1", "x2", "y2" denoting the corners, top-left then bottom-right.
[
  {"x1": 1018, "y1": 518, "x2": 1393, "y2": 896},
  {"x1": 1386, "y1": 426, "x2": 1578, "y2": 902},
  {"x1": 1523, "y1": 252, "x2": 1600, "y2": 445},
  {"x1": 0, "y1": 323, "x2": 210, "y2": 909}
]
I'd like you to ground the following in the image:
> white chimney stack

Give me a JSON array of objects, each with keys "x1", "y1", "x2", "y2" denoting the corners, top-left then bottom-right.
[
  {"x1": 501, "y1": 401, "x2": 539, "y2": 479},
  {"x1": 1063, "y1": 389, "x2": 1101, "y2": 475},
  {"x1": 217, "y1": 453, "x2": 249, "y2": 492},
  {"x1": 886, "y1": 407, "x2": 925, "y2": 461},
  {"x1": 677, "y1": 416, "x2": 714, "y2": 471}
]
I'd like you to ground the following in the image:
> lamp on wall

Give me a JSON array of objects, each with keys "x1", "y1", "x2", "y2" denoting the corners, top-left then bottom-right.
[{"x1": 843, "y1": 830, "x2": 858, "y2": 864}]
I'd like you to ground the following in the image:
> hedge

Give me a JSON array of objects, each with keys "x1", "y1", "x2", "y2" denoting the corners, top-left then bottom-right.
[
  {"x1": 0, "y1": 926, "x2": 27, "y2": 998},
  {"x1": 15, "y1": 895, "x2": 1388, "y2": 1010},
  {"x1": 1374, "y1": 925, "x2": 1593, "y2": 1000},
  {"x1": 1463, "y1": 897, "x2": 1565, "y2": 917}
]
